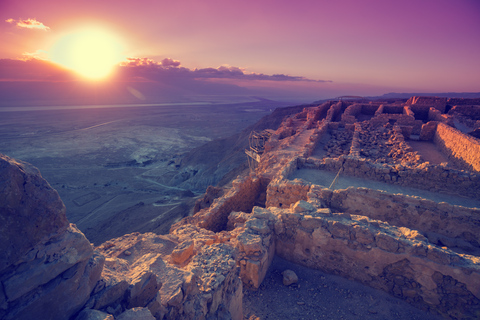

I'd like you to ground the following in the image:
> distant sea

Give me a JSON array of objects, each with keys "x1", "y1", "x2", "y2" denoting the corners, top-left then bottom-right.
[{"x1": 0, "y1": 102, "x2": 213, "y2": 112}]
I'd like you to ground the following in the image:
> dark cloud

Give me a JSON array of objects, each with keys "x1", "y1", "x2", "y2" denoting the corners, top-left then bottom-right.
[
  {"x1": 5, "y1": 18, "x2": 50, "y2": 31},
  {"x1": 0, "y1": 57, "x2": 331, "y2": 107},
  {"x1": 119, "y1": 57, "x2": 332, "y2": 83}
]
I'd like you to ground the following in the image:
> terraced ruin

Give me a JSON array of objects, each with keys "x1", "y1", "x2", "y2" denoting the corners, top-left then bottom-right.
[{"x1": 1, "y1": 96, "x2": 480, "y2": 319}]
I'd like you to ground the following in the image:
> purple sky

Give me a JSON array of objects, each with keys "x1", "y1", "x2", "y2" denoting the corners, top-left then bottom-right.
[{"x1": 1, "y1": 0, "x2": 479, "y2": 104}]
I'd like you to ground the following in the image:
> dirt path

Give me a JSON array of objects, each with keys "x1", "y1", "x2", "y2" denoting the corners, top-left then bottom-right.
[{"x1": 243, "y1": 256, "x2": 443, "y2": 320}]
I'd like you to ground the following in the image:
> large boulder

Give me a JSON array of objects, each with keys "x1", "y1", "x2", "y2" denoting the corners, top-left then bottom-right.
[
  {"x1": 0, "y1": 154, "x2": 102, "y2": 320},
  {"x1": 0, "y1": 154, "x2": 69, "y2": 272}
]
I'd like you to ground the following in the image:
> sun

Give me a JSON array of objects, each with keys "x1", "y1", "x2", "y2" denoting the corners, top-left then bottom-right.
[{"x1": 49, "y1": 27, "x2": 125, "y2": 80}]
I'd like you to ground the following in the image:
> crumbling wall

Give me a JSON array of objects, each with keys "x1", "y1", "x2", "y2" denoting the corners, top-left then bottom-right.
[
  {"x1": 271, "y1": 203, "x2": 480, "y2": 319},
  {"x1": 97, "y1": 233, "x2": 243, "y2": 320},
  {"x1": 187, "y1": 176, "x2": 267, "y2": 232},
  {"x1": 325, "y1": 101, "x2": 343, "y2": 122},
  {"x1": 341, "y1": 103, "x2": 362, "y2": 124},
  {"x1": 231, "y1": 207, "x2": 276, "y2": 289},
  {"x1": 266, "y1": 177, "x2": 311, "y2": 209},
  {"x1": 306, "y1": 102, "x2": 332, "y2": 128},
  {"x1": 407, "y1": 96, "x2": 447, "y2": 113},
  {"x1": 370, "y1": 112, "x2": 416, "y2": 128},
  {"x1": 434, "y1": 122, "x2": 480, "y2": 172}
]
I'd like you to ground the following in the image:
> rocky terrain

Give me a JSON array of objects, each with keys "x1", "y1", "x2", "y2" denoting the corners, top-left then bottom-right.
[{"x1": 1, "y1": 96, "x2": 480, "y2": 319}]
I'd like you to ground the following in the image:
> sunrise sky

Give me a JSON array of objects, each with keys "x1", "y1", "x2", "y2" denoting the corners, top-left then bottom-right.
[{"x1": 1, "y1": 0, "x2": 479, "y2": 104}]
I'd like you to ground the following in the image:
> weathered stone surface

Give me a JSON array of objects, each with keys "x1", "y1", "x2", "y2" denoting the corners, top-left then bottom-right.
[
  {"x1": 170, "y1": 240, "x2": 194, "y2": 265},
  {"x1": 0, "y1": 154, "x2": 100, "y2": 320},
  {"x1": 0, "y1": 154, "x2": 68, "y2": 273}
]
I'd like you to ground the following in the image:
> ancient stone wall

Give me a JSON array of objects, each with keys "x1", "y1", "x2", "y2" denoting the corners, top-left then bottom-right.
[
  {"x1": 370, "y1": 112, "x2": 416, "y2": 129},
  {"x1": 434, "y1": 122, "x2": 480, "y2": 172},
  {"x1": 231, "y1": 207, "x2": 276, "y2": 289},
  {"x1": 272, "y1": 203, "x2": 480, "y2": 318},
  {"x1": 309, "y1": 185, "x2": 480, "y2": 252},
  {"x1": 266, "y1": 177, "x2": 311, "y2": 209},
  {"x1": 325, "y1": 101, "x2": 343, "y2": 122},
  {"x1": 341, "y1": 103, "x2": 362, "y2": 124},
  {"x1": 97, "y1": 232, "x2": 243, "y2": 320},
  {"x1": 407, "y1": 96, "x2": 447, "y2": 113},
  {"x1": 185, "y1": 176, "x2": 267, "y2": 232},
  {"x1": 306, "y1": 102, "x2": 332, "y2": 128}
]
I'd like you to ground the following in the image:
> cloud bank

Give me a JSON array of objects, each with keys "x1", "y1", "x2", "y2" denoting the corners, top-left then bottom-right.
[
  {"x1": 119, "y1": 57, "x2": 331, "y2": 83},
  {"x1": 5, "y1": 18, "x2": 50, "y2": 31},
  {"x1": 0, "y1": 57, "x2": 337, "y2": 106}
]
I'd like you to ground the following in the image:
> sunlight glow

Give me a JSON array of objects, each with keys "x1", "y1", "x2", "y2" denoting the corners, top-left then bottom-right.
[{"x1": 49, "y1": 27, "x2": 125, "y2": 80}]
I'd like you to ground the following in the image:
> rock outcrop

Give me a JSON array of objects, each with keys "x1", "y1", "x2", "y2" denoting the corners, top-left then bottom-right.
[{"x1": 0, "y1": 154, "x2": 103, "y2": 320}]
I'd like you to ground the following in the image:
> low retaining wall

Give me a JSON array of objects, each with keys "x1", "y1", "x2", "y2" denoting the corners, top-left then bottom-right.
[{"x1": 434, "y1": 122, "x2": 480, "y2": 172}]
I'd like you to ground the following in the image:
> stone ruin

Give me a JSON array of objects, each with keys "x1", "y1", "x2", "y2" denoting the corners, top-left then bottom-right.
[{"x1": 1, "y1": 96, "x2": 480, "y2": 319}]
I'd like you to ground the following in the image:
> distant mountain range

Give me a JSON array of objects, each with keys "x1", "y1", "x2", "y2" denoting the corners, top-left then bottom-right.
[
  {"x1": 312, "y1": 92, "x2": 480, "y2": 105},
  {"x1": 369, "y1": 92, "x2": 480, "y2": 99}
]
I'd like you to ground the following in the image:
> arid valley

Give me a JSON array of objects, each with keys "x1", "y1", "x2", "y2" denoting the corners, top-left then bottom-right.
[{"x1": 0, "y1": 100, "x2": 287, "y2": 244}]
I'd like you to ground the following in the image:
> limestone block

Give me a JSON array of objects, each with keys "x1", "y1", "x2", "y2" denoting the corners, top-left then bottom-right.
[
  {"x1": 352, "y1": 225, "x2": 374, "y2": 245},
  {"x1": 328, "y1": 220, "x2": 350, "y2": 239},
  {"x1": 292, "y1": 200, "x2": 315, "y2": 213},
  {"x1": 245, "y1": 218, "x2": 271, "y2": 234},
  {"x1": 237, "y1": 231, "x2": 263, "y2": 255},
  {"x1": 171, "y1": 240, "x2": 194, "y2": 265}
]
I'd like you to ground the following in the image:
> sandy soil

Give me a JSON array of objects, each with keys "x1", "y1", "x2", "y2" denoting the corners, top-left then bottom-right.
[{"x1": 243, "y1": 256, "x2": 443, "y2": 320}]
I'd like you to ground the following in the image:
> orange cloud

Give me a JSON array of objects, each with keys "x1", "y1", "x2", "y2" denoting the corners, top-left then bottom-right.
[{"x1": 5, "y1": 18, "x2": 50, "y2": 31}]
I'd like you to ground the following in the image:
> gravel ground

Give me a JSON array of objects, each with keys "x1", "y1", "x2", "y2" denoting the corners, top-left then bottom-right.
[{"x1": 243, "y1": 256, "x2": 444, "y2": 320}]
